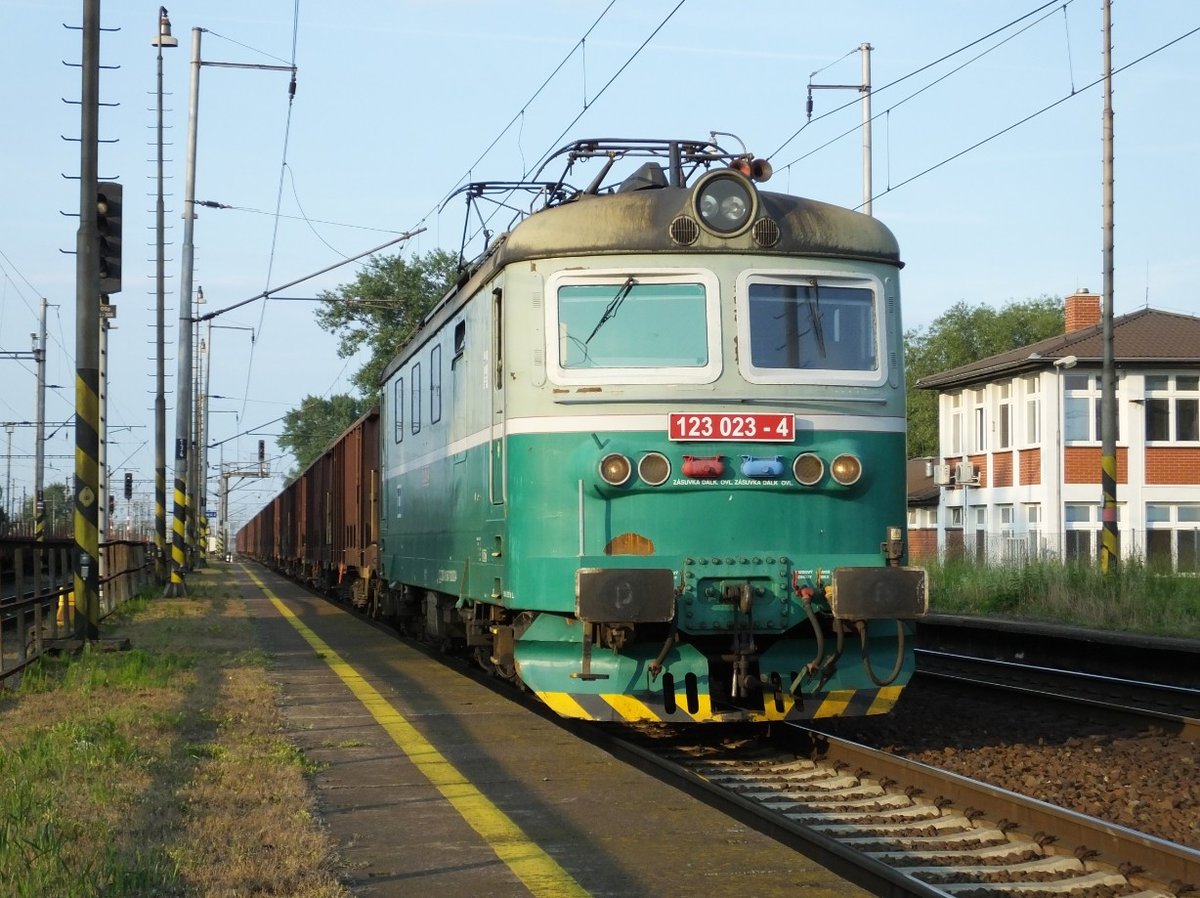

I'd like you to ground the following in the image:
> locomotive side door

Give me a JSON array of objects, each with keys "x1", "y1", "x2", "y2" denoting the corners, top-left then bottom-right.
[{"x1": 489, "y1": 284, "x2": 505, "y2": 506}]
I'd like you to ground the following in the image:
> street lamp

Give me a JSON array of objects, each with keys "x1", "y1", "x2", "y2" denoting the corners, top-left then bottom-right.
[{"x1": 152, "y1": 8, "x2": 177, "y2": 584}]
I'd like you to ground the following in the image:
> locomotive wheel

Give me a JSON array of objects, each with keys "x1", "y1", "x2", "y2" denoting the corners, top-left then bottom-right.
[{"x1": 473, "y1": 646, "x2": 497, "y2": 676}]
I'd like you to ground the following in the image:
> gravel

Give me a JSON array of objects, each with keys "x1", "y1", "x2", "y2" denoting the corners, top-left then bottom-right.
[{"x1": 811, "y1": 676, "x2": 1200, "y2": 850}]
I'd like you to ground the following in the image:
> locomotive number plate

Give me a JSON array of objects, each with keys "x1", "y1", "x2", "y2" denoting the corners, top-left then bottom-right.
[{"x1": 668, "y1": 412, "x2": 795, "y2": 442}]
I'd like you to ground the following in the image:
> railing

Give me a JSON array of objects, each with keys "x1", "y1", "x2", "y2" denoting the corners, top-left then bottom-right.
[
  {"x1": 911, "y1": 527, "x2": 1200, "y2": 573},
  {"x1": 0, "y1": 538, "x2": 159, "y2": 685}
]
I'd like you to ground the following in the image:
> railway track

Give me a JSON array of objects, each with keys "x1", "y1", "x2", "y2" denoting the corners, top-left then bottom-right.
[
  {"x1": 311, "y1": 580, "x2": 1200, "y2": 895},
  {"x1": 572, "y1": 623, "x2": 1200, "y2": 897},
  {"x1": 597, "y1": 723, "x2": 1200, "y2": 898},
  {"x1": 912, "y1": 615, "x2": 1200, "y2": 744},
  {"x1": 914, "y1": 648, "x2": 1200, "y2": 739}
]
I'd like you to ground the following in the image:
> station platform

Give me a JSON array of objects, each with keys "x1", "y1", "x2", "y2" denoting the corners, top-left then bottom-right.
[{"x1": 234, "y1": 562, "x2": 870, "y2": 898}]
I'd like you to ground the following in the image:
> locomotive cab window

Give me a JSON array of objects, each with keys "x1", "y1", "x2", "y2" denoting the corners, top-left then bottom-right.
[
  {"x1": 737, "y1": 273, "x2": 884, "y2": 385},
  {"x1": 546, "y1": 270, "x2": 721, "y2": 384},
  {"x1": 411, "y1": 362, "x2": 422, "y2": 434},
  {"x1": 430, "y1": 344, "x2": 442, "y2": 424},
  {"x1": 393, "y1": 377, "x2": 404, "y2": 443}
]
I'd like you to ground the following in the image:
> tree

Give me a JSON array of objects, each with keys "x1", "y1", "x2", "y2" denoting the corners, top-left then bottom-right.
[
  {"x1": 18, "y1": 481, "x2": 72, "y2": 537},
  {"x1": 314, "y1": 248, "x2": 460, "y2": 397},
  {"x1": 905, "y1": 296, "x2": 1065, "y2": 457},
  {"x1": 279, "y1": 394, "x2": 372, "y2": 475}
]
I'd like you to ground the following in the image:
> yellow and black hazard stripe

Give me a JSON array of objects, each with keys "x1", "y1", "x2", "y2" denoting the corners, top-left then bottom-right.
[
  {"x1": 165, "y1": 469, "x2": 188, "y2": 596},
  {"x1": 534, "y1": 684, "x2": 906, "y2": 723},
  {"x1": 1101, "y1": 453, "x2": 1119, "y2": 574},
  {"x1": 74, "y1": 365, "x2": 101, "y2": 639},
  {"x1": 155, "y1": 466, "x2": 168, "y2": 581}
]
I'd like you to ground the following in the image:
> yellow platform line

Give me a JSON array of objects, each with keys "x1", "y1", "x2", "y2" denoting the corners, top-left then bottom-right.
[{"x1": 247, "y1": 570, "x2": 590, "y2": 898}]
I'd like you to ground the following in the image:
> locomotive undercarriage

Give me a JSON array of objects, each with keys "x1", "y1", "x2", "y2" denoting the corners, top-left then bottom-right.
[
  {"x1": 501, "y1": 558, "x2": 926, "y2": 723},
  {"x1": 341, "y1": 553, "x2": 924, "y2": 722}
]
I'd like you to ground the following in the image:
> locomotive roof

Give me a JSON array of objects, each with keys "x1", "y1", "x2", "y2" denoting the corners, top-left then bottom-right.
[
  {"x1": 381, "y1": 138, "x2": 902, "y2": 385},
  {"x1": 497, "y1": 184, "x2": 901, "y2": 267}
]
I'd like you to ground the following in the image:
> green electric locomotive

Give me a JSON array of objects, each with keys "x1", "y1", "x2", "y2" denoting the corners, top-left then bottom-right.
[{"x1": 374, "y1": 136, "x2": 926, "y2": 723}]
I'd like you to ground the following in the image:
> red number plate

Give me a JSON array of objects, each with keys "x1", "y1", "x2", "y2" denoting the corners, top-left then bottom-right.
[{"x1": 668, "y1": 412, "x2": 795, "y2": 442}]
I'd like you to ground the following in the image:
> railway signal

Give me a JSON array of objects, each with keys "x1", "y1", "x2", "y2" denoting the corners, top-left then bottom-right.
[
  {"x1": 97, "y1": 181, "x2": 123, "y2": 294},
  {"x1": 124, "y1": 471, "x2": 133, "y2": 499}
]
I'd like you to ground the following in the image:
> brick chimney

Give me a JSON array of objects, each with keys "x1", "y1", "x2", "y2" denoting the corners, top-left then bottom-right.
[{"x1": 1064, "y1": 290, "x2": 1101, "y2": 332}]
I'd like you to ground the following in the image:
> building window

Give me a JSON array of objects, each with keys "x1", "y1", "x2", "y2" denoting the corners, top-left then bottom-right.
[
  {"x1": 972, "y1": 505, "x2": 987, "y2": 561},
  {"x1": 1144, "y1": 375, "x2": 1199, "y2": 443},
  {"x1": 996, "y1": 503, "x2": 1023, "y2": 562},
  {"x1": 1063, "y1": 374, "x2": 1094, "y2": 442},
  {"x1": 949, "y1": 392, "x2": 963, "y2": 455},
  {"x1": 1064, "y1": 374, "x2": 1120, "y2": 443},
  {"x1": 1064, "y1": 502, "x2": 1095, "y2": 562},
  {"x1": 948, "y1": 505, "x2": 963, "y2": 527},
  {"x1": 1023, "y1": 374, "x2": 1041, "y2": 445},
  {"x1": 1024, "y1": 503, "x2": 1041, "y2": 530},
  {"x1": 971, "y1": 389, "x2": 986, "y2": 453},
  {"x1": 1145, "y1": 502, "x2": 1200, "y2": 572},
  {"x1": 997, "y1": 382, "x2": 1012, "y2": 450}
]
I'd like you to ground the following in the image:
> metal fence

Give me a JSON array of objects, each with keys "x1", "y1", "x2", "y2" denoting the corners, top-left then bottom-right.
[
  {"x1": 920, "y1": 528, "x2": 1199, "y2": 572},
  {"x1": 0, "y1": 538, "x2": 158, "y2": 685}
]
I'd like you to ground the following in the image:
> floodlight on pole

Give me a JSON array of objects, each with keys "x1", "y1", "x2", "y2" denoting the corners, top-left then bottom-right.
[{"x1": 152, "y1": 7, "x2": 177, "y2": 584}]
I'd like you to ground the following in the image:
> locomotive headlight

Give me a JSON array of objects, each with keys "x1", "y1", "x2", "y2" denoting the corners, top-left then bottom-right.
[
  {"x1": 599, "y1": 452, "x2": 633, "y2": 486},
  {"x1": 720, "y1": 194, "x2": 747, "y2": 222},
  {"x1": 693, "y1": 171, "x2": 756, "y2": 235},
  {"x1": 637, "y1": 452, "x2": 671, "y2": 487},
  {"x1": 830, "y1": 453, "x2": 863, "y2": 486},
  {"x1": 792, "y1": 452, "x2": 824, "y2": 486}
]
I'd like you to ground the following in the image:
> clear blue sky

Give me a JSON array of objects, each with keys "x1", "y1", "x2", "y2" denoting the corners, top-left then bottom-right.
[{"x1": 1, "y1": 1, "x2": 1197, "y2": 531}]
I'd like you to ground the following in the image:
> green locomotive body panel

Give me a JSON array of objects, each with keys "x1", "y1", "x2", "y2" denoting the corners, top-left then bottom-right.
[{"x1": 370, "y1": 144, "x2": 926, "y2": 722}]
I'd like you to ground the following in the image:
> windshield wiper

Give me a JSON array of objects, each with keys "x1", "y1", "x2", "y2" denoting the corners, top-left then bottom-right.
[
  {"x1": 585, "y1": 276, "x2": 636, "y2": 346},
  {"x1": 806, "y1": 278, "x2": 826, "y2": 358}
]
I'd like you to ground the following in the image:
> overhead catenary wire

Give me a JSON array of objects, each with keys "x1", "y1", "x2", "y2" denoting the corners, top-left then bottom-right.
[
  {"x1": 774, "y1": 1, "x2": 1068, "y2": 177},
  {"x1": 768, "y1": 0, "x2": 1070, "y2": 161},
  {"x1": 455, "y1": 0, "x2": 692, "y2": 254},
  {"x1": 222, "y1": 0, "x2": 686, "y2": 496},
  {"x1": 867, "y1": 23, "x2": 1200, "y2": 208},
  {"x1": 214, "y1": 0, "x2": 679, "y2": 396}
]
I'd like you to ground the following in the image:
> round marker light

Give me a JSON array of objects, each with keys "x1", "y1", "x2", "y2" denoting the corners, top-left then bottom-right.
[
  {"x1": 792, "y1": 452, "x2": 824, "y2": 486},
  {"x1": 830, "y1": 453, "x2": 863, "y2": 486},
  {"x1": 599, "y1": 452, "x2": 633, "y2": 486},
  {"x1": 638, "y1": 452, "x2": 671, "y2": 486},
  {"x1": 693, "y1": 171, "x2": 755, "y2": 236}
]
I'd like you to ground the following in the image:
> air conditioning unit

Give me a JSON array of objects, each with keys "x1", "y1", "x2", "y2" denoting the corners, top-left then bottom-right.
[
  {"x1": 955, "y1": 461, "x2": 980, "y2": 486},
  {"x1": 932, "y1": 464, "x2": 954, "y2": 486}
]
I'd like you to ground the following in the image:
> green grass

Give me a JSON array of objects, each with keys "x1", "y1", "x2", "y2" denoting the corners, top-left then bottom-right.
[
  {"x1": 0, "y1": 711, "x2": 180, "y2": 897},
  {"x1": 0, "y1": 574, "x2": 348, "y2": 898},
  {"x1": 927, "y1": 557, "x2": 1200, "y2": 638}
]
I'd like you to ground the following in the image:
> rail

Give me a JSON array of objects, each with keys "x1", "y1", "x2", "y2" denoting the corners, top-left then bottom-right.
[{"x1": 0, "y1": 538, "x2": 158, "y2": 685}]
